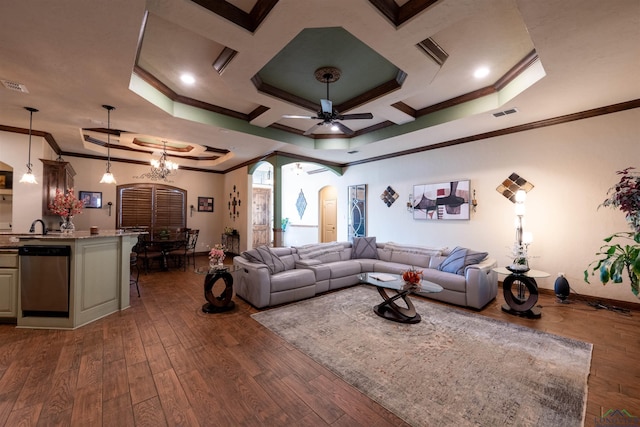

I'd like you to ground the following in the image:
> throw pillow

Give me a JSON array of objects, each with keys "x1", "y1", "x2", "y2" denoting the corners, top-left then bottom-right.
[
  {"x1": 438, "y1": 246, "x2": 488, "y2": 275},
  {"x1": 351, "y1": 236, "x2": 378, "y2": 259},
  {"x1": 241, "y1": 246, "x2": 286, "y2": 274}
]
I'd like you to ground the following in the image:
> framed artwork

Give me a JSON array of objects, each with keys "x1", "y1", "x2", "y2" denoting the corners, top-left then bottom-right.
[
  {"x1": 0, "y1": 171, "x2": 13, "y2": 189},
  {"x1": 412, "y1": 180, "x2": 470, "y2": 220},
  {"x1": 348, "y1": 184, "x2": 366, "y2": 241},
  {"x1": 79, "y1": 191, "x2": 102, "y2": 208},
  {"x1": 198, "y1": 196, "x2": 214, "y2": 212}
]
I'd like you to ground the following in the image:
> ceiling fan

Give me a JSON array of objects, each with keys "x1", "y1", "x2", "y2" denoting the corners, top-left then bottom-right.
[{"x1": 282, "y1": 67, "x2": 373, "y2": 136}]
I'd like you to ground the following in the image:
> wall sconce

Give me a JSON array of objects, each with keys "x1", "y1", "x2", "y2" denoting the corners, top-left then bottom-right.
[
  {"x1": 190, "y1": 204, "x2": 195, "y2": 217},
  {"x1": 406, "y1": 193, "x2": 413, "y2": 212},
  {"x1": 107, "y1": 201, "x2": 112, "y2": 216},
  {"x1": 471, "y1": 189, "x2": 478, "y2": 212}
]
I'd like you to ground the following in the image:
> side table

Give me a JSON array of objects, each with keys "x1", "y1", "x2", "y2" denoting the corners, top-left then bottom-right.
[
  {"x1": 195, "y1": 266, "x2": 238, "y2": 313},
  {"x1": 493, "y1": 267, "x2": 550, "y2": 319},
  {"x1": 221, "y1": 233, "x2": 240, "y2": 255}
]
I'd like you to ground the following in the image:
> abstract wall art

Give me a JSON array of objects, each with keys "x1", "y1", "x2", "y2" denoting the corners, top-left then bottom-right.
[
  {"x1": 412, "y1": 180, "x2": 470, "y2": 220},
  {"x1": 296, "y1": 189, "x2": 307, "y2": 219},
  {"x1": 380, "y1": 186, "x2": 399, "y2": 207},
  {"x1": 496, "y1": 173, "x2": 534, "y2": 203}
]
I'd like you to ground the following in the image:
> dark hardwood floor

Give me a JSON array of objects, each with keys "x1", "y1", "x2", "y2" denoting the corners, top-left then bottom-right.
[{"x1": 0, "y1": 255, "x2": 638, "y2": 426}]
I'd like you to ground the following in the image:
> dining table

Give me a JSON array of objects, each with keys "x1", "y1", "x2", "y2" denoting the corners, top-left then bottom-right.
[{"x1": 144, "y1": 232, "x2": 187, "y2": 271}]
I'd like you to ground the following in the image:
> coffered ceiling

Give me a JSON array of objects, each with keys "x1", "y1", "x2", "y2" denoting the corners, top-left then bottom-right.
[{"x1": 0, "y1": 0, "x2": 638, "y2": 172}]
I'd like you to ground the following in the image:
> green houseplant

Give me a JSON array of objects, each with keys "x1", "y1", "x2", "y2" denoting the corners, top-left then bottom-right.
[{"x1": 584, "y1": 167, "x2": 640, "y2": 297}]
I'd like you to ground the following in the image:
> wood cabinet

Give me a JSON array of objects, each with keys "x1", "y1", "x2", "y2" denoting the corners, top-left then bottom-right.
[
  {"x1": 0, "y1": 251, "x2": 18, "y2": 319},
  {"x1": 41, "y1": 159, "x2": 75, "y2": 216}
]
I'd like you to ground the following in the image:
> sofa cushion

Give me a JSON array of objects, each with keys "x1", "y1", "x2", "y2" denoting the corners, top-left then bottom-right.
[
  {"x1": 242, "y1": 246, "x2": 286, "y2": 274},
  {"x1": 438, "y1": 246, "x2": 488, "y2": 275},
  {"x1": 351, "y1": 236, "x2": 378, "y2": 259},
  {"x1": 383, "y1": 242, "x2": 445, "y2": 257},
  {"x1": 295, "y1": 242, "x2": 344, "y2": 261}
]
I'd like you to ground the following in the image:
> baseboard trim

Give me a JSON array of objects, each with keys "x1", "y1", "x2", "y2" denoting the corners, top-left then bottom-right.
[{"x1": 498, "y1": 282, "x2": 640, "y2": 312}]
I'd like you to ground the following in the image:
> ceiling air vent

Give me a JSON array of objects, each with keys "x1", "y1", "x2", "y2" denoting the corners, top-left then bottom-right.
[
  {"x1": 1, "y1": 79, "x2": 29, "y2": 93},
  {"x1": 416, "y1": 37, "x2": 448, "y2": 66},
  {"x1": 492, "y1": 107, "x2": 519, "y2": 117}
]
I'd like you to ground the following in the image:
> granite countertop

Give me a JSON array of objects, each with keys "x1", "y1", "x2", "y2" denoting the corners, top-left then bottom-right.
[{"x1": 0, "y1": 230, "x2": 144, "y2": 248}]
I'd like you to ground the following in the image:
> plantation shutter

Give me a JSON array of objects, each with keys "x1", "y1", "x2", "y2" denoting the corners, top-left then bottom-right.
[
  {"x1": 117, "y1": 183, "x2": 186, "y2": 233},
  {"x1": 155, "y1": 187, "x2": 185, "y2": 231},
  {"x1": 119, "y1": 185, "x2": 153, "y2": 228}
]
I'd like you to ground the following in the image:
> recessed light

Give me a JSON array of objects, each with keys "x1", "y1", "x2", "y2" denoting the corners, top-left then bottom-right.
[
  {"x1": 180, "y1": 73, "x2": 195, "y2": 85},
  {"x1": 473, "y1": 67, "x2": 490, "y2": 79}
]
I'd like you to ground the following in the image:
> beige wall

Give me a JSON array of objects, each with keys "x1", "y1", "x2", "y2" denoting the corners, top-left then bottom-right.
[{"x1": 2, "y1": 107, "x2": 640, "y2": 303}]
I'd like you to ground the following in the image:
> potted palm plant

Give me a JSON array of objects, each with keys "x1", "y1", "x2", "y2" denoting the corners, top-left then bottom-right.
[{"x1": 584, "y1": 167, "x2": 640, "y2": 297}]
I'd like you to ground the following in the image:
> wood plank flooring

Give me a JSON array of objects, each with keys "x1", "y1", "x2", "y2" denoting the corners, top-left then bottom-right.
[{"x1": 0, "y1": 255, "x2": 638, "y2": 426}]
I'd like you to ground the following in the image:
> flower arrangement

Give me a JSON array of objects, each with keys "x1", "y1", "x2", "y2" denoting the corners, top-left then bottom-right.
[
  {"x1": 585, "y1": 167, "x2": 640, "y2": 297},
  {"x1": 402, "y1": 266, "x2": 423, "y2": 287},
  {"x1": 224, "y1": 227, "x2": 238, "y2": 235},
  {"x1": 49, "y1": 188, "x2": 84, "y2": 217},
  {"x1": 209, "y1": 243, "x2": 226, "y2": 263}
]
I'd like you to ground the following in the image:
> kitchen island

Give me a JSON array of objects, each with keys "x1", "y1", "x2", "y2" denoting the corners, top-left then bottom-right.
[{"x1": 0, "y1": 231, "x2": 140, "y2": 329}]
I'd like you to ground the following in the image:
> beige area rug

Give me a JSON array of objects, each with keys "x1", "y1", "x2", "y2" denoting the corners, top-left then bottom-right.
[{"x1": 251, "y1": 285, "x2": 592, "y2": 427}]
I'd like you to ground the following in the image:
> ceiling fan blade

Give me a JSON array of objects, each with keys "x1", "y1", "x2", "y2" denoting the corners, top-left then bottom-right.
[
  {"x1": 338, "y1": 113, "x2": 374, "y2": 120},
  {"x1": 303, "y1": 123, "x2": 322, "y2": 136},
  {"x1": 335, "y1": 121, "x2": 355, "y2": 136},
  {"x1": 320, "y1": 99, "x2": 332, "y2": 114},
  {"x1": 282, "y1": 114, "x2": 317, "y2": 119}
]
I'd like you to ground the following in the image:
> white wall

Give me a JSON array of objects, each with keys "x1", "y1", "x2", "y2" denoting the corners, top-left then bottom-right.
[{"x1": 278, "y1": 108, "x2": 640, "y2": 303}]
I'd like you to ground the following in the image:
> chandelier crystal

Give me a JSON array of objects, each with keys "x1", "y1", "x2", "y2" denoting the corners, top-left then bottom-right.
[{"x1": 137, "y1": 140, "x2": 179, "y2": 181}]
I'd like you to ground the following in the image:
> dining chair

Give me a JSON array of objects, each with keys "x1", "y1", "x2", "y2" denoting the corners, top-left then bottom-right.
[
  {"x1": 168, "y1": 229, "x2": 199, "y2": 271},
  {"x1": 130, "y1": 251, "x2": 140, "y2": 297},
  {"x1": 136, "y1": 235, "x2": 164, "y2": 273}
]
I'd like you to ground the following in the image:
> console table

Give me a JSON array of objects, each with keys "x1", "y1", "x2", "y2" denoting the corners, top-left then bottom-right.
[
  {"x1": 494, "y1": 267, "x2": 550, "y2": 319},
  {"x1": 221, "y1": 233, "x2": 240, "y2": 255}
]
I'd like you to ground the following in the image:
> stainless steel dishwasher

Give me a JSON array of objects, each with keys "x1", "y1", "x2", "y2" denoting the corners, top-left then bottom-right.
[{"x1": 19, "y1": 245, "x2": 71, "y2": 317}]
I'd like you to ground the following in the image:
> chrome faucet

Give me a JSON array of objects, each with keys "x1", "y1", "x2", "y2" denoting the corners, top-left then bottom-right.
[{"x1": 29, "y1": 219, "x2": 48, "y2": 235}]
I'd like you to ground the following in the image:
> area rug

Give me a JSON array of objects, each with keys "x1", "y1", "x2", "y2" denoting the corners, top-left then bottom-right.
[{"x1": 251, "y1": 285, "x2": 592, "y2": 427}]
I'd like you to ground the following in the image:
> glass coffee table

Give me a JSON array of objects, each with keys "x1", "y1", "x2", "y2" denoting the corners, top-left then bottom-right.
[{"x1": 359, "y1": 272, "x2": 443, "y2": 324}]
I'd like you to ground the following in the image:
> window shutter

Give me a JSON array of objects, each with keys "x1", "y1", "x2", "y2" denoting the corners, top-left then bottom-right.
[{"x1": 117, "y1": 184, "x2": 186, "y2": 233}]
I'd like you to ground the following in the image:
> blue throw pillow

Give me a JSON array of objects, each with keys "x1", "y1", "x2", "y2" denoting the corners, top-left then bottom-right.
[{"x1": 438, "y1": 246, "x2": 488, "y2": 275}]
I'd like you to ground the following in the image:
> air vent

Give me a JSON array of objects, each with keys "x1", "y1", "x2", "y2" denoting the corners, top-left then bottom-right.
[
  {"x1": 1, "y1": 79, "x2": 29, "y2": 93},
  {"x1": 493, "y1": 107, "x2": 519, "y2": 117},
  {"x1": 416, "y1": 37, "x2": 448, "y2": 66}
]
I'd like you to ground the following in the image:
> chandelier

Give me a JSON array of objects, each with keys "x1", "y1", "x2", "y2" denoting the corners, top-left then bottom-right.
[{"x1": 137, "y1": 140, "x2": 178, "y2": 181}]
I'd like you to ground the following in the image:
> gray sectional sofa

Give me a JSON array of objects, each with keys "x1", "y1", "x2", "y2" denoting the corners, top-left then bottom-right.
[{"x1": 232, "y1": 238, "x2": 498, "y2": 310}]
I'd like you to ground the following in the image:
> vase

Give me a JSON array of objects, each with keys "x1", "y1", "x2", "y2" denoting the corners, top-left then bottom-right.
[
  {"x1": 209, "y1": 258, "x2": 224, "y2": 269},
  {"x1": 60, "y1": 216, "x2": 75, "y2": 234}
]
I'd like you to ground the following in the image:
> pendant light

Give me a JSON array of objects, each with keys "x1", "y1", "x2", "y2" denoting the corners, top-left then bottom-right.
[
  {"x1": 19, "y1": 107, "x2": 39, "y2": 184},
  {"x1": 99, "y1": 104, "x2": 117, "y2": 184}
]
